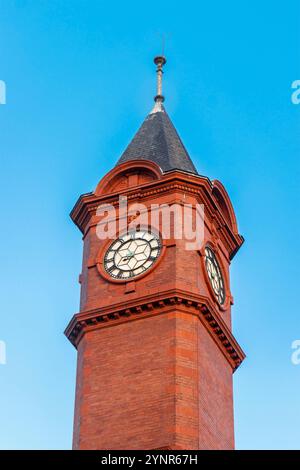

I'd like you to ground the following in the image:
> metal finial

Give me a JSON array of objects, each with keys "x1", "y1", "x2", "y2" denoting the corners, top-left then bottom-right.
[{"x1": 154, "y1": 55, "x2": 166, "y2": 103}]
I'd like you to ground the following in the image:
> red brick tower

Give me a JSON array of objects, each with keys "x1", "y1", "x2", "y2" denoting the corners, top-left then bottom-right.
[{"x1": 65, "y1": 57, "x2": 245, "y2": 450}]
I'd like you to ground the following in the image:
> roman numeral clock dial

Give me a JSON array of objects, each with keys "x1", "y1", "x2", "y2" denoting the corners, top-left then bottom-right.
[
  {"x1": 104, "y1": 230, "x2": 161, "y2": 280},
  {"x1": 204, "y1": 246, "x2": 225, "y2": 305}
]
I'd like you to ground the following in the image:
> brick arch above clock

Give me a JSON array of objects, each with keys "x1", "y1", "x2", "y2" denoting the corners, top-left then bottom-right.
[
  {"x1": 212, "y1": 180, "x2": 239, "y2": 234},
  {"x1": 95, "y1": 159, "x2": 163, "y2": 196}
]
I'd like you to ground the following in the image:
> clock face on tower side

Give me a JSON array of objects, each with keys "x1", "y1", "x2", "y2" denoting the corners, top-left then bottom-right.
[
  {"x1": 104, "y1": 230, "x2": 162, "y2": 280},
  {"x1": 204, "y1": 246, "x2": 225, "y2": 305}
]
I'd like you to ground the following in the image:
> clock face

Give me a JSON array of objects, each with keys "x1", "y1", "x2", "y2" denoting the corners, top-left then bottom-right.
[
  {"x1": 104, "y1": 230, "x2": 162, "y2": 280},
  {"x1": 204, "y1": 246, "x2": 225, "y2": 305}
]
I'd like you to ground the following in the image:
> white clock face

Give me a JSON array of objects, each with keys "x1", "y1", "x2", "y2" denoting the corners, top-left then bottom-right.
[
  {"x1": 104, "y1": 230, "x2": 161, "y2": 280},
  {"x1": 204, "y1": 246, "x2": 225, "y2": 305}
]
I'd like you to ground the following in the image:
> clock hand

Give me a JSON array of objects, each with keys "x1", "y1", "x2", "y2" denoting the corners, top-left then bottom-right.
[{"x1": 118, "y1": 251, "x2": 135, "y2": 265}]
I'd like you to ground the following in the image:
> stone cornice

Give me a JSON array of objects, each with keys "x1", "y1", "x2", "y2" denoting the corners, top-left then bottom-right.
[
  {"x1": 65, "y1": 289, "x2": 245, "y2": 371},
  {"x1": 70, "y1": 171, "x2": 243, "y2": 259}
]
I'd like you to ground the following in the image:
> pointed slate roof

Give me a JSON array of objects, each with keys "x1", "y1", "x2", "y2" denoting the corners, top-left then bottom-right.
[{"x1": 116, "y1": 105, "x2": 198, "y2": 174}]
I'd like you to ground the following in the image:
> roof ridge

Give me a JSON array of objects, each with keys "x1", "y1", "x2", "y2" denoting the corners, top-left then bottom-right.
[{"x1": 161, "y1": 109, "x2": 194, "y2": 168}]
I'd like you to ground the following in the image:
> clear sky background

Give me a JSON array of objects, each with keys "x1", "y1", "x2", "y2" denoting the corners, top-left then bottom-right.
[{"x1": 0, "y1": 0, "x2": 299, "y2": 450}]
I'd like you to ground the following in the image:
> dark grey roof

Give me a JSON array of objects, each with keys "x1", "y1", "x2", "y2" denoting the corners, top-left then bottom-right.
[{"x1": 116, "y1": 107, "x2": 198, "y2": 174}]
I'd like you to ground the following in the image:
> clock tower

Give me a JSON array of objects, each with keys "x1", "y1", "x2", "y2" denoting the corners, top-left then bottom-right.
[{"x1": 65, "y1": 56, "x2": 245, "y2": 450}]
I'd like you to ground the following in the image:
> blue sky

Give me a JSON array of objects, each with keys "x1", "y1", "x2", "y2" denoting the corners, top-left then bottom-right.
[{"x1": 0, "y1": 0, "x2": 299, "y2": 449}]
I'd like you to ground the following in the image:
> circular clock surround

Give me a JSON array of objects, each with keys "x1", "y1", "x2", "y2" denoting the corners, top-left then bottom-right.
[
  {"x1": 103, "y1": 230, "x2": 162, "y2": 280},
  {"x1": 204, "y1": 246, "x2": 226, "y2": 305}
]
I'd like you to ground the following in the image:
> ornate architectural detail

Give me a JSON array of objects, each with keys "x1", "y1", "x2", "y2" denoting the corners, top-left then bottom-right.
[
  {"x1": 65, "y1": 290, "x2": 245, "y2": 371},
  {"x1": 70, "y1": 165, "x2": 244, "y2": 259}
]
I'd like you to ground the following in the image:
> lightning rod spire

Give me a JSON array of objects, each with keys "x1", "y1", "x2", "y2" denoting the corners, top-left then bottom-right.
[{"x1": 151, "y1": 55, "x2": 166, "y2": 113}]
